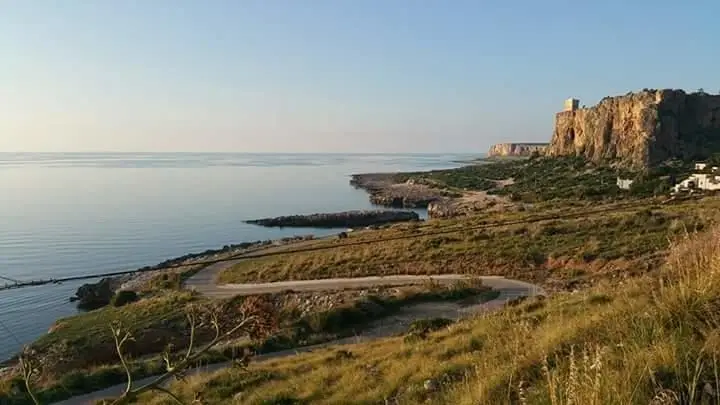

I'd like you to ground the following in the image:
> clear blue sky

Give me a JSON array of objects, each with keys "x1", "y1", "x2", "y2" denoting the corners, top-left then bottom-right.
[{"x1": 2, "y1": 1, "x2": 718, "y2": 153}]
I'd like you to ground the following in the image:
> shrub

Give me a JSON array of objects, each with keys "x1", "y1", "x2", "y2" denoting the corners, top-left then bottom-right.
[
  {"x1": 407, "y1": 318, "x2": 453, "y2": 335},
  {"x1": 110, "y1": 290, "x2": 139, "y2": 307}
]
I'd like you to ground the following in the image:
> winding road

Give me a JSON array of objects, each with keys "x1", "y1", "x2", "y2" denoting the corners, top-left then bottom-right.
[{"x1": 54, "y1": 257, "x2": 543, "y2": 404}]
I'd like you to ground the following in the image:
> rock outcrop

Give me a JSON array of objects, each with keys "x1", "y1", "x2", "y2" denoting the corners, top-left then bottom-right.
[
  {"x1": 246, "y1": 210, "x2": 420, "y2": 228},
  {"x1": 487, "y1": 143, "x2": 548, "y2": 157},
  {"x1": 71, "y1": 277, "x2": 125, "y2": 310},
  {"x1": 427, "y1": 194, "x2": 517, "y2": 219},
  {"x1": 548, "y1": 89, "x2": 720, "y2": 168},
  {"x1": 350, "y1": 173, "x2": 455, "y2": 208}
]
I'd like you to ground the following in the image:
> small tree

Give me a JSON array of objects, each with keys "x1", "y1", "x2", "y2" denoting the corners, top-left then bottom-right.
[{"x1": 20, "y1": 295, "x2": 277, "y2": 405}]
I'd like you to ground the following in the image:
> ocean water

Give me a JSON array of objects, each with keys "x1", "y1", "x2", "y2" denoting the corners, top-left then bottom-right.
[{"x1": 0, "y1": 152, "x2": 476, "y2": 361}]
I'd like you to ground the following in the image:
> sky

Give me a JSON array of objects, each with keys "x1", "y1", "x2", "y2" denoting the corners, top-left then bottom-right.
[{"x1": 1, "y1": 1, "x2": 719, "y2": 153}]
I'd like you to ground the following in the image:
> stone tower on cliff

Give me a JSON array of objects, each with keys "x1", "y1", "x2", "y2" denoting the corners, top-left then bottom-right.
[
  {"x1": 564, "y1": 98, "x2": 579, "y2": 112},
  {"x1": 547, "y1": 89, "x2": 720, "y2": 168}
]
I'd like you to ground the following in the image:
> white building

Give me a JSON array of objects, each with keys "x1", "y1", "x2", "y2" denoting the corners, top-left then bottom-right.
[
  {"x1": 617, "y1": 177, "x2": 634, "y2": 190},
  {"x1": 672, "y1": 163, "x2": 720, "y2": 193}
]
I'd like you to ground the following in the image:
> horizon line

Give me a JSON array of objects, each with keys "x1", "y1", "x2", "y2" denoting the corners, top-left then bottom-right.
[{"x1": 0, "y1": 151, "x2": 487, "y2": 155}]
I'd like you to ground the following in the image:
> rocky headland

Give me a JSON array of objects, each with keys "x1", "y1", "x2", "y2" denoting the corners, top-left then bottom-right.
[
  {"x1": 350, "y1": 172, "x2": 516, "y2": 219},
  {"x1": 487, "y1": 143, "x2": 548, "y2": 157},
  {"x1": 427, "y1": 191, "x2": 515, "y2": 219},
  {"x1": 350, "y1": 173, "x2": 457, "y2": 208},
  {"x1": 246, "y1": 210, "x2": 420, "y2": 228},
  {"x1": 548, "y1": 89, "x2": 720, "y2": 168}
]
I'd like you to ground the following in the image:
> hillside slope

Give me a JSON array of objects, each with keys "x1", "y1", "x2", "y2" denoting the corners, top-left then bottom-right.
[{"x1": 137, "y1": 224, "x2": 720, "y2": 404}]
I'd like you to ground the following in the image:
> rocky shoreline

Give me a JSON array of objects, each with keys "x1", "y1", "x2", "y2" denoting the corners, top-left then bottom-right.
[
  {"x1": 350, "y1": 168, "x2": 518, "y2": 219},
  {"x1": 70, "y1": 235, "x2": 316, "y2": 309},
  {"x1": 246, "y1": 210, "x2": 420, "y2": 228},
  {"x1": 349, "y1": 173, "x2": 455, "y2": 208}
]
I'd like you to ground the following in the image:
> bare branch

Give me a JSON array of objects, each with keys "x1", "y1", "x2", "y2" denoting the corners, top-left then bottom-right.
[
  {"x1": 104, "y1": 295, "x2": 276, "y2": 405},
  {"x1": 132, "y1": 315, "x2": 259, "y2": 395},
  {"x1": 19, "y1": 349, "x2": 40, "y2": 405},
  {"x1": 210, "y1": 311, "x2": 220, "y2": 342},
  {"x1": 163, "y1": 344, "x2": 175, "y2": 373},
  {"x1": 184, "y1": 310, "x2": 198, "y2": 361},
  {"x1": 110, "y1": 322, "x2": 135, "y2": 399}
]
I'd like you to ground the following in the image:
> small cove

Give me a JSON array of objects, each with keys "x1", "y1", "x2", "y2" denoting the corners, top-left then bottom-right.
[{"x1": 0, "y1": 152, "x2": 477, "y2": 361}]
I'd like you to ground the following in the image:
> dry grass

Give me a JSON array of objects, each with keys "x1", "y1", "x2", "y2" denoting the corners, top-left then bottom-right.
[
  {"x1": 219, "y1": 198, "x2": 720, "y2": 290},
  {"x1": 136, "y1": 223, "x2": 720, "y2": 404},
  {"x1": 0, "y1": 282, "x2": 498, "y2": 404}
]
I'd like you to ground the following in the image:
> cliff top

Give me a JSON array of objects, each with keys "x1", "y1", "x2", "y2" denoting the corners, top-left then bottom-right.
[
  {"x1": 549, "y1": 87, "x2": 720, "y2": 168},
  {"x1": 564, "y1": 88, "x2": 718, "y2": 114},
  {"x1": 490, "y1": 142, "x2": 549, "y2": 145}
]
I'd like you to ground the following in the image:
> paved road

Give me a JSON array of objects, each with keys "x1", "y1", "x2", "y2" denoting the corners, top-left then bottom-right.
[
  {"x1": 55, "y1": 260, "x2": 543, "y2": 404},
  {"x1": 185, "y1": 257, "x2": 544, "y2": 298}
]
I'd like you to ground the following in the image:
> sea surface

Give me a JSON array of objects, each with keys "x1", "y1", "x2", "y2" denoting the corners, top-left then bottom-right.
[{"x1": 0, "y1": 152, "x2": 477, "y2": 361}]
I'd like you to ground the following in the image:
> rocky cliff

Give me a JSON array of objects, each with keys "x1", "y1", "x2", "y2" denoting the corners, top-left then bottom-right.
[
  {"x1": 488, "y1": 143, "x2": 548, "y2": 157},
  {"x1": 548, "y1": 89, "x2": 720, "y2": 168}
]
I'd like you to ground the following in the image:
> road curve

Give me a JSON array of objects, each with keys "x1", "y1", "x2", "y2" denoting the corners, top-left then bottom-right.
[
  {"x1": 54, "y1": 259, "x2": 543, "y2": 404},
  {"x1": 184, "y1": 256, "x2": 544, "y2": 298}
]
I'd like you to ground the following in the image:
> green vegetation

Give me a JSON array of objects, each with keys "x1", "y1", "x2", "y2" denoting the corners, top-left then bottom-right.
[
  {"x1": 0, "y1": 281, "x2": 496, "y2": 404},
  {"x1": 34, "y1": 291, "x2": 195, "y2": 370},
  {"x1": 220, "y1": 197, "x2": 720, "y2": 288},
  {"x1": 258, "y1": 280, "x2": 497, "y2": 354},
  {"x1": 0, "y1": 292, "x2": 197, "y2": 404},
  {"x1": 404, "y1": 318, "x2": 454, "y2": 343},
  {"x1": 394, "y1": 156, "x2": 693, "y2": 202},
  {"x1": 6, "y1": 158, "x2": 718, "y2": 404},
  {"x1": 134, "y1": 225, "x2": 720, "y2": 404},
  {"x1": 139, "y1": 265, "x2": 204, "y2": 292},
  {"x1": 110, "y1": 290, "x2": 138, "y2": 307}
]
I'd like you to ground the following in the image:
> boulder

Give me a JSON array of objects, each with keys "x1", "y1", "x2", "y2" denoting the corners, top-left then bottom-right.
[{"x1": 72, "y1": 277, "x2": 121, "y2": 310}]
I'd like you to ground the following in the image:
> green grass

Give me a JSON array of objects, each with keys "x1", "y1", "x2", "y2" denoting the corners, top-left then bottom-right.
[
  {"x1": 220, "y1": 197, "x2": 720, "y2": 288},
  {"x1": 0, "y1": 291, "x2": 197, "y2": 404},
  {"x1": 139, "y1": 265, "x2": 205, "y2": 291},
  {"x1": 34, "y1": 291, "x2": 196, "y2": 369},
  {"x1": 0, "y1": 282, "x2": 497, "y2": 404},
  {"x1": 136, "y1": 224, "x2": 720, "y2": 404}
]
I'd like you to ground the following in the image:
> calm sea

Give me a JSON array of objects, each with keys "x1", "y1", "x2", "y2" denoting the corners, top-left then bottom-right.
[{"x1": 0, "y1": 152, "x2": 476, "y2": 360}]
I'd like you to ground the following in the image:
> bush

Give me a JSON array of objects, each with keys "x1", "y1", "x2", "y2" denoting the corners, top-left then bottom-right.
[
  {"x1": 110, "y1": 290, "x2": 139, "y2": 307},
  {"x1": 407, "y1": 318, "x2": 453, "y2": 335}
]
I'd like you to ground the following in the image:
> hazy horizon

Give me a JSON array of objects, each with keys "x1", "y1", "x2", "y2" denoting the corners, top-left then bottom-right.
[
  {"x1": 0, "y1": 151, "x2": 483, "y2": 155},
  {"x1": 3, "y1": 1, "x2": 719, "y2": 153}
]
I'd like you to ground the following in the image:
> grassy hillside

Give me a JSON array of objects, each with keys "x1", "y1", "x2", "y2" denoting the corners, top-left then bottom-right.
[
  {"x1": 220, "y1": 197, "x2": 720, "y2": 290},
  {"x1": 0, "y1": 282, "x2": 495, "y2": 404},
  {"x1": 7, "y1": 196, "x2": 720, "y2": 404},
  {"x1": 139, "y1": 224, "x2": 720, "y2": 405},
  {"x1": 392, "y1": 156, "x2": 693, "y2": 202}
]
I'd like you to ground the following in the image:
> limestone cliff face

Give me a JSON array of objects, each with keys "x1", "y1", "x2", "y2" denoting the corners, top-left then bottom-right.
[
  {"x1": 488, "y1": 143, "x2": 548, "y2": 157},
  {"x1": 548, "y1": 89, "x2": 720, "y2": 168}
]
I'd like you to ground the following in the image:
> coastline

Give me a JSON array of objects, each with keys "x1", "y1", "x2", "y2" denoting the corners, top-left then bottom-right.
[
  {"x1": 349, "y1": 159, "x2": 519, "y2": 219},
  {"x1": 0, "y1": 153, "x2": 474, "y2": 364}
]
